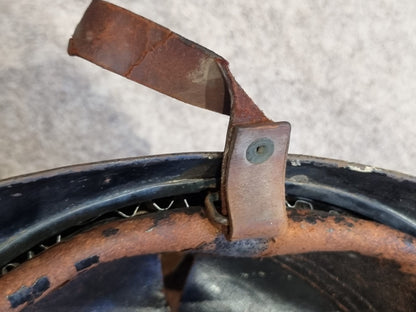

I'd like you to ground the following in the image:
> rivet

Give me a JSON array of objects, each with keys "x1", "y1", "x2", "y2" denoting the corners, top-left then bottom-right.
[{"x1": 246, "y1": 138, "x2": 274, "y2": 164}]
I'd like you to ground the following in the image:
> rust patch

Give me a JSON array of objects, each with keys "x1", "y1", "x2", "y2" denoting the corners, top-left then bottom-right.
[
  {"x1": 1, "y1": 208, "x2": 416, "y2": 311},
  {"x1": 7, "y1": 276, "x2": 50, "y2": 308},
  {"x1": 75, "y1": 255, "x2": 99, "y2": 271}
]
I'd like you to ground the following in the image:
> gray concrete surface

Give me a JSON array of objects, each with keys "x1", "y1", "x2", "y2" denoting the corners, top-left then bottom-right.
[{"x1": 1, "y1": 0, "x2": 415, "y2": 179}]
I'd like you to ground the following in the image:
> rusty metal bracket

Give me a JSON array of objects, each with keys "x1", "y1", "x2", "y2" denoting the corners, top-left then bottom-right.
[
  {"x1": 68, "y1": 0, "x2": 290, "y2": 240},
  {"x1": 1, "y1": 207, "x2": 416, "y2": 311}
]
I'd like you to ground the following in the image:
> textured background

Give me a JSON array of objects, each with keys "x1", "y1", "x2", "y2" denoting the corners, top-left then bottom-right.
[{"x1": 1, "y1": 0, "x2": 415, "y2": 179}]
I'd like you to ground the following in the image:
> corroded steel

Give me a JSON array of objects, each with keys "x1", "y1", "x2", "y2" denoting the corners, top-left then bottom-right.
[
  {"x1": 204, "y1": 192, "x2": 228, "y2": 226},
  {"x1": 68, "y1": 0, "x2": 290, "y2": 240},
  {"x1": 1, "y1": 208, "x2": 416, "y2": 311},
  {"x1": 1, "y1": 1, "x2": 415, "y2": 310}
]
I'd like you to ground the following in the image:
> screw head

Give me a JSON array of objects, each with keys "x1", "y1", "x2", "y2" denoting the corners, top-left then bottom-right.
[{"x1": 246, "y1": 138, "x2": 274, "y2": 164}]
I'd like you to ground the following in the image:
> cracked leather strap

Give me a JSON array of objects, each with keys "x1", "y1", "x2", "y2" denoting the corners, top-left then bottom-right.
[
  {"x1": 68, "y1": 0, "x2": 231, "y2": 114},
  {"x1": 69, "y1": 0, "x2": 290, "y2": 240}
]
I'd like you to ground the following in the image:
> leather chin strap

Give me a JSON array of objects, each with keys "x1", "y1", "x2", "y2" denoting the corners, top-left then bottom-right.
[{"x1": 69, "y1": 0, "x2": 290, "y2": 240}]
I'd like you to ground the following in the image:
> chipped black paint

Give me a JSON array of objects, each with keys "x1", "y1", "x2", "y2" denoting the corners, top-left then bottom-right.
[
  {"x1": 404, "y1": 235, "x2": 414, "y2": 247},
  {"x1": 199, "y1": 235, "x2": 269, "y2": 257},
  {"x1": 8, "y1": 276, "x2": 50, "y2": 308},
  {"x1": 334, "y1": 216, "x2": 346, "y2": 224},
  {"x1": 334, "y1": 215, "x2": 356, "y2": 228},
  {"x1": 287, "y1": 209, "x2": 304, "y2": 223},
  {"x1": 305, "y1": 215, "x2": 318, "y2": 224},
  {"x1": 288, "y1": 209, "x2": 329, "y2": 224},
  {"x1": 288, "y1": 209, "x2": 356, "y2": 228},
  {"x1": 102, "y1": 228, "x2": 119, "y2": 237},
  {"x1": 75, "y1": 255, "x2": 99, "y2": 271}
]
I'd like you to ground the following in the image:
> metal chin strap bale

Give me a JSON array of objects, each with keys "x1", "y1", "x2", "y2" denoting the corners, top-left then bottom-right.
[{"x1": 68, "y1": 0, "x2": 291, "y2": 241}]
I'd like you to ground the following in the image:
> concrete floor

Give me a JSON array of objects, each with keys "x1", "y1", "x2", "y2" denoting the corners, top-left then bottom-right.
[{"x1": 1, "y1": 0, "x2": 415, "y2": 179}]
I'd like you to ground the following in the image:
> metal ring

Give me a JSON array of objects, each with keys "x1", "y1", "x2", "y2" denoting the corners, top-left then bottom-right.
[{"x1": 204, "y1": 192, "x2": 229, "y2": 226}]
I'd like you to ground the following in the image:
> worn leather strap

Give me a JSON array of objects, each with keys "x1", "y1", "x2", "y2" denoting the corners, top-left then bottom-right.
[{"x1": 69, "y1": 0, "x2": 290, "y2": 240}]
